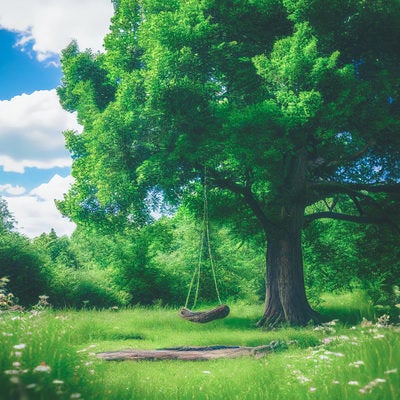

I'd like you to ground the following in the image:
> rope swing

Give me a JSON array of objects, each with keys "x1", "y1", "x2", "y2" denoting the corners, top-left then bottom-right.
[{"x1": 179, "y1": 170, "x2": 230, "y2": 323}]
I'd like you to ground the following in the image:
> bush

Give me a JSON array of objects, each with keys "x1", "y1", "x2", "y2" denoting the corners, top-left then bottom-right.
[
  {"x1": 45, "y1": 266, "x2": 129, "y2": 309},
  {"x1": 0, "y1": 233, "x2": 46, "y2": 306}
]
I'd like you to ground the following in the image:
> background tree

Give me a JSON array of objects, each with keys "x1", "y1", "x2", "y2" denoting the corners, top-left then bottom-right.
[
  {"x1": 32, "y1": 228, "x2": 130, "y2": 308},
  {"x1": 0, "y1": 197, "x2": 16, "y2": 233},
  {"x1": 57, "y1": 0, "x2": 400, "y2": 326},
  {"x1": 303, "y1": 216, "x2": 400, "y2": 317},
  {"x1": 0, "y1": 197, "x2": 46, "y2": 306},
  {"x1": 151, "y1": 205, "x2": 265, "y2": 305}
]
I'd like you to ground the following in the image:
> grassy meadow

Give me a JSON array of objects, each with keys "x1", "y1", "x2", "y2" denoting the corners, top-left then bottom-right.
[{"x1": 0, "y1": 292, "x2": 399, "y2": 400}]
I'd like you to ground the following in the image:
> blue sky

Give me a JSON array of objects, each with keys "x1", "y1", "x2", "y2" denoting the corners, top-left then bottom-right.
[
  {"x1": 0, "y1": 29, "x2": 61, "y2": 100},
  {"x1": 0, "y1": 0, "x2": 114, "y2": 237}
]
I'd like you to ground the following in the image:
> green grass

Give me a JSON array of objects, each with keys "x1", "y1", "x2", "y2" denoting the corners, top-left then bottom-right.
[
  {"x1": 1, "y1": 293, "x2": 399, "y2": 399},
  {"x1": 318, "y1": 290, "x2": 375, "y2": 324}
]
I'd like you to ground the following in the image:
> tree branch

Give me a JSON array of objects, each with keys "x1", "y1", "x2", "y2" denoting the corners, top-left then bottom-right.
[
  {"x1": 309, "y1": 139, "x2": 375, "y2": 171},
  {"x1": 326, "y1": 139, "x2": 375, "y2": 168},
  {"x1": 309, "y1": 181, "x2": 400, "y2": 196},
  {"x1": 304, "y1": 211, "x2": 387, "y2": 225},
  {"x1": 349, "y1": 194, "x2": 363, "y2": 216},
  {"x1": 206, "y1": 169, "x2": 275, "y2": 234}
]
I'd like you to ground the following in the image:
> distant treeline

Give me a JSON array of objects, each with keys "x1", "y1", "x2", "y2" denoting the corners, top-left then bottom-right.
[{"x1": 1, "y1": 197, "x2": 399, "y2": 317}]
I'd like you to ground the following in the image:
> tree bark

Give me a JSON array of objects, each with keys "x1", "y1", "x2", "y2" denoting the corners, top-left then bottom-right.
[
  {"x1": 257, "y1": 205, "x2": 321, "y2": 328},
  {"x1": 179, "y1": 304, "x2": 230, "y2": 323},
  {"x1": 257, "y1": 151, "x2": 320, "y2": 328}
]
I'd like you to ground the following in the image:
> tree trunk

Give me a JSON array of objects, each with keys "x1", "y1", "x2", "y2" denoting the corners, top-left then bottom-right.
[{"x1": 257, "y1": 204, "x2": 321, "y2": 328}]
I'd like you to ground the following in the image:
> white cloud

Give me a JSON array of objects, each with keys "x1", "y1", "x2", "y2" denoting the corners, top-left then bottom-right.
[
  {"x1": 0, "y1": 0, "x2": 113, "y2": 237},
  {"x1": 0, "y1": 90, "x2": 81, "y2": 172},
  {"x1": 0, "y1": 184, "x2": 26, "y2": 196},
  {"x1": 0, "y1": 0, "x2": 114, "y2": 60},
  {"x1": 4, "y1": 174, "x2": 76, "y2": 238},
  {"x1": 30, "y1": 174, "x2": 74, "y2": 201}
]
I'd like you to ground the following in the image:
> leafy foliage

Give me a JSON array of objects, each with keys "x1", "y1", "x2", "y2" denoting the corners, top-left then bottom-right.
[
  {"x1": 0, "y1": 197, "x2": 45, "y2": 307},
  {"x1": 151, "y1": 209, "x2": 265, "y2": 305},
  {"x1": 54, "y1": 0, "x2": 400, "y2": 325},
  {"x1": 0, "y1": 197, "x2": 15, "y2": 233}
]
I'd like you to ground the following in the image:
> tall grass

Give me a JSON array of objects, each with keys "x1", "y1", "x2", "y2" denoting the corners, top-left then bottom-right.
[
  {"x1": 1, "y1": 293, "x2": 399, "y2": 399},
  {"x1": 0, "y1": 310, "x2": 95, "y2": 400}
]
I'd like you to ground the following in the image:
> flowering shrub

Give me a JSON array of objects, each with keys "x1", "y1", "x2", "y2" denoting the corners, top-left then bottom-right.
[
  {"x1": 0, "y1": 277, "x2": 14, "y2": 310},
  {"x1": 0, "y1": 279, "x2": 93, "y2": 399}
]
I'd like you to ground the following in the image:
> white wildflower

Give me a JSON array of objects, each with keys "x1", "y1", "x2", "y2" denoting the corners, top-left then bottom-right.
[
  {"x1": 321, "y1": 337, "x2": 336, "y2": 344},
  {"x1": 77, "y1": 348, "x2": 87, "y2": 353},
  {"x1": 33, "y1": 363, "x2": 51, "y2": 373},
  {"x1": 361, "y1": 318, "x2": 373, "y2": 327},
  {"x1": 349, "y1": 360, "x2": 365, "y2": 368},
  {"x1": 297, "y1": 375, "x2": 311, "y2": 384},
  {"x1": 325, "y1": 319, "x2": 339, "y2": 326},
  {"x1": 325, "y1": 351, "x2": 344, "y2": 357},
  {"x1": 373, "y1": 334, "x2": 385, "y2": 339},
  {"x1": 359, "y1": 377, "x2": 387, "y2": 394},
  {"x1": 313, "y1": 325, "x2": 324, "y2": 331},
  {"x1": 384, "y1": 368, "x2": 398, "y2": 374},
  {"x1": 376, "y1": 314, "x2": 390, "y2": 327},
  {"x1": 26, "y1": 384, "x2": 37, "y2": 389},
  {"x1": 4, "y1": 370, "x2": 20, "y2": 375}
]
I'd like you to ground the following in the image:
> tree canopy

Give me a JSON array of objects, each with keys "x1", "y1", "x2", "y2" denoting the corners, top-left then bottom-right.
[{"x1": 57, "y1": 0, "x2": 400, "y2": 326}]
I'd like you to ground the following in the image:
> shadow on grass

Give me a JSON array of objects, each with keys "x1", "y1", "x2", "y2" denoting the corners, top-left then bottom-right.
[
  {"x1": 89, "y1": 332, "x2": 146, "y2": 341},
  {"x1": 316, "y1": 290, "x2": 374, "y2": 325},
  {"x1": 222, "y1": 316, "x2": 260, "y2": 330}
]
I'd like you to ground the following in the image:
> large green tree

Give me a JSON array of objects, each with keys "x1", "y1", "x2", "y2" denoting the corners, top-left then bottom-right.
[{"x1": 57, "y1": 0, "x2": 400, "y2": 326}]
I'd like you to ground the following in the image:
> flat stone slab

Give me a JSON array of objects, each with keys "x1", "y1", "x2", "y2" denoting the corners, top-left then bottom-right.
[{"x1": 97, "y1": 342, "x2": 282, "y2": 361}]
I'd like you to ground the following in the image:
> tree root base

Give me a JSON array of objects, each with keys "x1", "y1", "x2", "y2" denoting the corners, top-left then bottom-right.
[{"x1": 257, "y1": 310, "x2": 322, "y2": 329}]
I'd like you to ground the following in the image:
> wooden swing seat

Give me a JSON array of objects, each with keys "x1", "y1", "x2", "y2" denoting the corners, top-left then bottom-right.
[{"x1": 179, "y1": 304, "x2": 230, "y2": 323}]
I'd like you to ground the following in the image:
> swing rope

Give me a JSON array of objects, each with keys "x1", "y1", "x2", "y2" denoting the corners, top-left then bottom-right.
[
  {"x1": 184, "y1": 169, "x2": 222, "y2": 309},
  {"x1": 179, "y1": 172, "x2": 230, "y2": 322},
  {"x1": 204, "y1": 181, "x2": 222, "y2": 305},
  {"x1": 184, "y1": 226, "x2": 204, "y2": 309}
]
